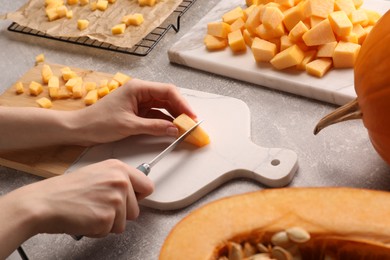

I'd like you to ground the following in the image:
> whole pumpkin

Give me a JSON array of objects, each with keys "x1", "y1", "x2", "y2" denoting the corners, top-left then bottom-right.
[{"x1": 314, "y1": 9, "x2": 390, "y2": 165}]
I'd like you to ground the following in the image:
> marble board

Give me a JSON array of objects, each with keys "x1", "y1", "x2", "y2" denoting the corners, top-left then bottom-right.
[
  {"x1": 168, "y1": 0, "x2": 390, "y2": 106},
  {"x1": 67, "y1": 88, "x2": 299, "y2": 210}
]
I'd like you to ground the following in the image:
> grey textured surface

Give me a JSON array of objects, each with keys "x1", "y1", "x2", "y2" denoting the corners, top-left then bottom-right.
[{"x1": 1, "y1": 1, "x2": 390, "y2": 259}]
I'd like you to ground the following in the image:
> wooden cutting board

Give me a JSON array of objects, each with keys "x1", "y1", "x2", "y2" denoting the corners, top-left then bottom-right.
[
  {"x1": 67, "y1": 88, "x2": 298, "y2": 210},
  {"x1": 0, "y1": 63, "x2": 116, "y2": 178},
  {"x1": 168, "y1": 0, "x2": 390, "y2": 106}
]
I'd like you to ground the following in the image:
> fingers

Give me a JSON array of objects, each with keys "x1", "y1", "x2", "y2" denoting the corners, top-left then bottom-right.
[{"x1": 125, "y1": 78, "x2": 197, "y2": 119}]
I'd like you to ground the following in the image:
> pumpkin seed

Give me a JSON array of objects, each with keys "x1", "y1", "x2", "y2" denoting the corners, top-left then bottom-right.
[
  {"x1": 246, "y1": 253, "x2": 274, "y2": 260},
  {"x1": 271, "y1": 246, "x2": 293, "y2": 260},
  {"x1": 243, "y1": 242, "x2": 257, "y2": 257},
  {"x1": 256, "y1": 243, "x2": 270, "y2": 254},
  {"x1": 271, "y1": 231, "x2": 292, "y2": 247},
  {"x1": 285, "y1": 227, "x2": 310, "y2": 244},
  {"x1": 228, "y1": 242, "x2": 243, "y2": 260}
]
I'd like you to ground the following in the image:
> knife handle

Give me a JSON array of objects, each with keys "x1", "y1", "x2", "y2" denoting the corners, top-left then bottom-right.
[{"x1": 136, "y1": 163, "x2": 151, "y2": 176}]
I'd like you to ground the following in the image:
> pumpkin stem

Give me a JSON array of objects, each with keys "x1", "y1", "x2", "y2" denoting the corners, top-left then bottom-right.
[{"x1": 314, "y1": 98, "x2": 362, "y2": 135}]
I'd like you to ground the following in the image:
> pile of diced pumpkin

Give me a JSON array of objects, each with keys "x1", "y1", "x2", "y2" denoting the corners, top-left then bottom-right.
[
  {"x1": 44, "y1": 0, "x2": 156, "y2": 35},
  {"x1": 204, "y1": 0, "x2": 381, "y2": 77},
  {"x1": 14, "y1": 54, "x2": 131, "y2": 108}
]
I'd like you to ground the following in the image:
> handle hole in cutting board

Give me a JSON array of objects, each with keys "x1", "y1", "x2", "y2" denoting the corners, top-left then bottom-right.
[{"x1": 271, "y1": 159, "x2": 280, "y2": 166}]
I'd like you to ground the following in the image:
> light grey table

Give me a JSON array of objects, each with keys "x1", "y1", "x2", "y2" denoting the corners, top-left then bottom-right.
[{"x1": 1, "y1": 1, "x2": 389, "y2": 259}]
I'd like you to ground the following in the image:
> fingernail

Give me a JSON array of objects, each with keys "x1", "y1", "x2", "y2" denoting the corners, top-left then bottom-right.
[{"x1": 166, "y1": 126, "x2": 179, "y2": 137}]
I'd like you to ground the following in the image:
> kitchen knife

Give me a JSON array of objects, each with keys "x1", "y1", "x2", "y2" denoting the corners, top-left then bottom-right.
[
  {"x1": 136, "y1": 120, "x2": 203, "y2": 175},
  {"x1": 72, "y1": 119, "x2": 203, "y2": 241}
]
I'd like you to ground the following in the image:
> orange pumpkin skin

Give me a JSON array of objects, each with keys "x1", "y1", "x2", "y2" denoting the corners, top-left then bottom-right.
[{"x1": 354, "y1": 10, "x2": 390, "y2": 164}]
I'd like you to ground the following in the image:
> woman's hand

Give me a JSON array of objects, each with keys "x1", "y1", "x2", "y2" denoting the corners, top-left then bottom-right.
[
  {"x1": 0, "y1": 159, "x2": 154, "y2": 259},
  {"x1": 74, "y1": 78, "x2": 196, "y2": 146}
]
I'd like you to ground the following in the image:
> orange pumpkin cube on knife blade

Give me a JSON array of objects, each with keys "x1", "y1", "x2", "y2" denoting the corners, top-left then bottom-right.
[{"x1": 173, "y1": 114, "x2": 210, "y2": 147}]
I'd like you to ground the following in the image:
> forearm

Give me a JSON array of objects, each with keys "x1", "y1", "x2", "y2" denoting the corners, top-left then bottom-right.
[
  {"x1": 0, "y1": 191, "x2": 41, "y2": 259},
  {"x1": 0, "y1": 107, "x2": 91, "y2": 151}
]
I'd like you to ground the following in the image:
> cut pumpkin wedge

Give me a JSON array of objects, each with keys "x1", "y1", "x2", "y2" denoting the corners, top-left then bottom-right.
[{"x1": 173, "y1": 114, "x2": 210, "y2": 147}]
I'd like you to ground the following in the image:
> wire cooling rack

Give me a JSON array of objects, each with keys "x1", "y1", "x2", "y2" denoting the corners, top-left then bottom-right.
[{"x1": 7, "y1": 0, "x2": 197, "y2": 56}]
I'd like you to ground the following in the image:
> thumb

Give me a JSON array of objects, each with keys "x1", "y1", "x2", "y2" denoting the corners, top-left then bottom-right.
[{"x1": 135, "y1": 118, "x2": 179, "y2": 137}]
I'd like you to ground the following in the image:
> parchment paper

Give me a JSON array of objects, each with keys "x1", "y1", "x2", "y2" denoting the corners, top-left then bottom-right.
[{"x1": 2, "y1": 0, "x2": 183, "y2": 48}]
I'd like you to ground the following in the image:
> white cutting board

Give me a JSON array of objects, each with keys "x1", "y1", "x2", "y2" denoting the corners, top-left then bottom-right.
[
  {"x1": 67, "y1": 88, "x2": 298, "y2": 210},
  {"x1": 168, "y1": 0, "x2": 390, "y2": 106}
]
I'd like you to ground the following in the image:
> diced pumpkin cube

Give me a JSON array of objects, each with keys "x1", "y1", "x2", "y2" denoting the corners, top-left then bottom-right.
[
  {"x1": 262, "y1": 6, "x2": 284, "y2": 30},
  {"x1": 302, "y1": 18, "x2": 336, "y2": 46},
  {"x1": 46, "y1": 8, "x2": 59, "y2": 21},
  {"x1": 48, "y1": 76, "x2": 60, "y2": 88},
  {"x1": 99, "y1": 79, "x2": 108, "y2": 88},
  {"x1": 41, "y1": 64, "x2": 53, "y2": 84},
  {"x1": 280, "y1": 34, "x2": 294, "y2": 51},
  {"x1": 204, "y1": 35, "x2": 228, "y2": 51},
  {"x1": 79, "y1": 0, "x2": 89, "y2": 5},
  {"x1": 108, "y1": 80, "x2": 119, "y2": 91},
  {"x1": 90, "y1": 2, "x2": 97, "y2": 11},
  {"x1": 77, "y1": 19, "x2": 89, "y2": 30},
  {"x1": 245, "y1": 5, "x2": 263, "y2": 35},
  {"x1": 122, "y1": 13, "x2": 144, "y2": 26},
  {"x1": 243, "y1": 29, "x2": 255, "y2": 47},
  {"x1": 65, "y1": 77, "x2": 82, "y2": 92},
  {"x1": 338, "y1": 32, "x2": 358, "y2": 43},
  {"x1": 288, "y1": 20, "x2": 309, "y2": 42},
  {"x1": 296, "y1": 50, "x2": 317, "y2": 70},
  {"x1": 243, "y1": 5, "x2": 256, "y2": 20},
  {"x1": 363, "y1": 9, "x2": 381, "y2": 26},
  {"x1": 173, "y1": 114, "x2": 210, "y2": 147},
  {"x1": 113, "y1": 72, "x2": 131, "y2": 86},
  {"x1": 84, "y1": 89, "x2": 98, "y2": 105},
  {"x1": 306, "y1": 58, "x2": 333, "y2": 77},
  {"x1": 111, "y1": 24, "x2": 126, "y2": 35},
  {"x1": 98, "y1": 86, "x2": 110, "y2": 98},
  {"x1": 49, "y1": 87, "x2": 59, "y2": 99},
  {"x1": 334, "y1": 0, "x2": 356, "y2": 16},
  {"x1": 222, "y1": 6, "x2": 244, "y2": 24},
  {"x1": 328, "y1": 11, "x2": 353, "y2": 37},
  {"x1": 251, "y1": 37, "x2": 277, "y2": 62},
  {"x1": 306, "y1": 0, "x2": 334, "y2": 18},
  {"x1": 84, "y1": 81, "x2": 97, "y2": 91},
  {"x1": 138, "y1": 0, "x2": 156, "y2": 7},
  {"x1": 352, "y1": 0, "x2": 363, "y2": 8},
  {"x1": 29, "y1": 81, "x2": 43, "y2": 96},
  {"x1": 317, "y1": 41, "x2": 337, "y2": 57},
  {"x1": 230, "y1": 18, "x2": 246, "y2": 32},
  {"x1": 67, "y1": 0, "x2": 78, "y2": 5},
  {"x1": 36, "y1": 97, "x2": 53, "y2": 109},
  {"x1": 352, "y1": 23, "x2": 367, "y2": 44},
  {"x1": 35, "y1": 53, "x2": 45, "y2": 64},
  {"x1": 228, "y1": 30, "x2": 247, "y2": 52},
  {"x1": 256, "y1": 23, "x2": 285, "y2": 40},
  {"x1": 56, "y1": 5, "x2": 68, "y2": 18},
  {"x1": 332, "y1": 41, "x2": 360, "y2": 68},
  {"x1": 349, "y1": 9, "x2": 368, "y2": 25},
  {"x1": 72, "y1": 85, "x2": 85, "y2": 99},
  {"x1": 270, "y1": 44, "x2": 304, "y2": 69},
  {"x1": 275, "y1": 0, "x2": 294, "y2": 8},
  {"x1": 61, "y1": 67, "x2": 77, "y2": 81},
  {"x1": 207, "y1": 22, "x2": 231, "y2": 38},
  {"x1": 15, "y1": 82, "x2": 24, "y2": 94},
  {"x1": 58, "y1": 87, "x2": 72, "y2": 99},
  {"x1": 283, "y1": 4, "x2": 305, "y2": 31},
  {"x1": 96, "y1": 0, "x2": 108, "y2": 11}
]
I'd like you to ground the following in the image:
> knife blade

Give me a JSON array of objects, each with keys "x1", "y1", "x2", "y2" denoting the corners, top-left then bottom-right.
[{"x1": 136, "y1": 120, "x2": 203, "y2": 175}]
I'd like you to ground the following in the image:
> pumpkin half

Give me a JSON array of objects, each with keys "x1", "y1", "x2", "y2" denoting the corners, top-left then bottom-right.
[
  {"x1": 159, "y1": 187, "x2": 390, "y2": 260},
  {"x1": 314, "y1": 10, "x2": 390, "y2": 164}
]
